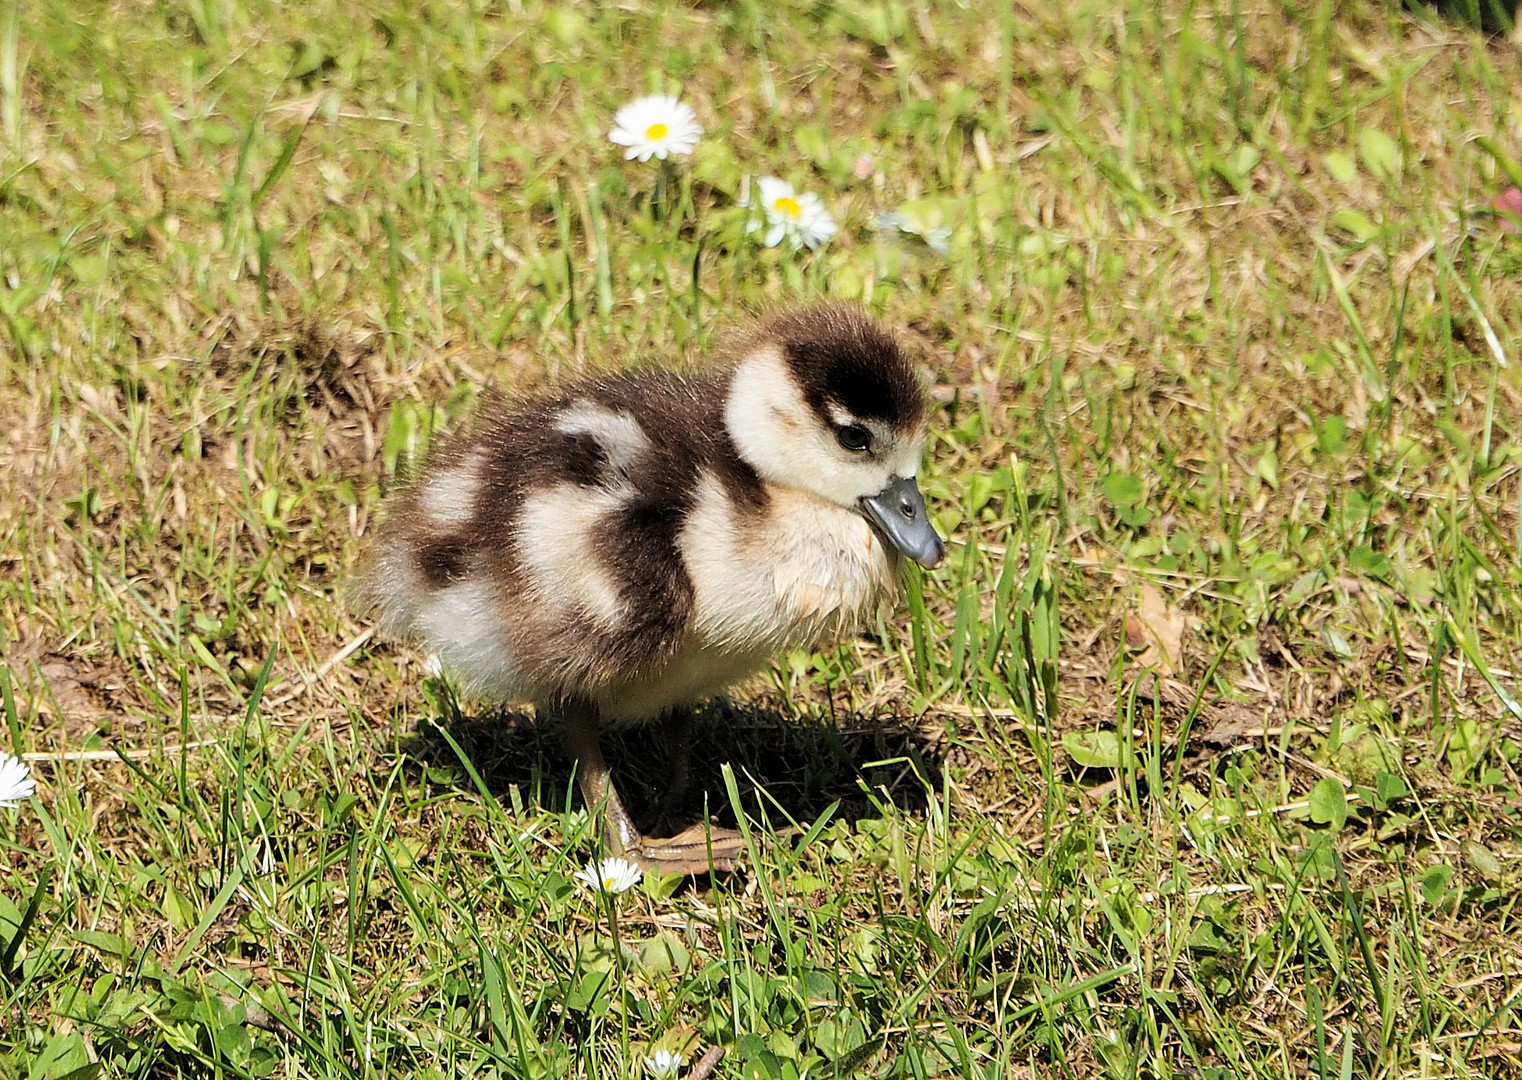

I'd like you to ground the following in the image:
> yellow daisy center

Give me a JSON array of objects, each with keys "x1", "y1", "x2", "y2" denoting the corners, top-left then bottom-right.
[
  {"x1": 773, "y1": 195, "x2": 801, "y2": 218},
  {"x1": 645, "y1": 122, "x2": 669, "y2": 140}
]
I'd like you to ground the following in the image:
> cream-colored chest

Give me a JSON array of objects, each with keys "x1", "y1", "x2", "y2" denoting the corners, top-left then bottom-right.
[{"x1": 679, "y1": 473, "x2": 899, "y2": 653}]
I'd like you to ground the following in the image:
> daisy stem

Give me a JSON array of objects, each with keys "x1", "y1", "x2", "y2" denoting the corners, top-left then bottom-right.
[
  {"x1": 653, "y1": 158, "x2": 678, "y2": 224},
  {"x1": 607, "y1": 893, "x2": 623, "y2": 973}
]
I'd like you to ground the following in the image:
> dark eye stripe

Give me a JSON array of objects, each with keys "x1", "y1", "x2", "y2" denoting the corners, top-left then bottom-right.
[{"x1": 835, "y1": 424, "x2": 871, "y2": 452}]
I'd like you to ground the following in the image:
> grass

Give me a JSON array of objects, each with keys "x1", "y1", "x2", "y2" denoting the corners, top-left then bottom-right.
[{"x1": 2, "y1": 0, "x2": 1522, "y2": 1076}]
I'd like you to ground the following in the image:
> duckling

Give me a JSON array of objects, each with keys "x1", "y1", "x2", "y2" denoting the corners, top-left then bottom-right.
[{"x1": 362, "y1": 304, "x2": 945, "y2": 873}]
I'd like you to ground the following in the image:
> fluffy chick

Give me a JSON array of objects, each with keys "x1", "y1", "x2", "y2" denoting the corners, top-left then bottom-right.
[{"x1": 362, "y1": 304, "x2": 944, "y2": 872}]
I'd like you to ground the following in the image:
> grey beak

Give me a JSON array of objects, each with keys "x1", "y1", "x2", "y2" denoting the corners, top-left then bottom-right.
[{"x1": 860, "y1": 475, "x2": 946, "y2": 569}]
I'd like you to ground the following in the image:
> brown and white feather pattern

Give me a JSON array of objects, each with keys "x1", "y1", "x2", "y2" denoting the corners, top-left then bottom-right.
[{"x1": 362, "y1": 305, "x2": 923, "y2": 725}]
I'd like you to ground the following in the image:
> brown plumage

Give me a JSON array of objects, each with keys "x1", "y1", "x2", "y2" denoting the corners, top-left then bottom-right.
[{"x1": 361, "y1": 304, "x2": 944, "y2": 872}]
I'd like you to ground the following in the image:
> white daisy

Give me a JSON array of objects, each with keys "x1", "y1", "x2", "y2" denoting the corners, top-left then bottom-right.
[
  {"x1": 575, "y1": 856, "x2": 643, "y2": 895},
  {"x1": 608, "y1": 95, "x2": 702, "y2": 162},
  {"x1": 643, "y1": 1049, "x2": 685, "y2": 1078},
  {"x1": 0, "y1": 753, "x2": 35, "y2": 807},
  {"x1": 876, "y1": 210, "x2": 952, "y2": 255},
  {"x1": 744, "y1": 177, "x2": 837, "y2": 251}
]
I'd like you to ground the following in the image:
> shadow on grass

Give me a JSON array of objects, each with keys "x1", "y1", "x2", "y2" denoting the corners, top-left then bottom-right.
[{"x1": 399, "y1": 698, "x2": 943, "y2": 836}]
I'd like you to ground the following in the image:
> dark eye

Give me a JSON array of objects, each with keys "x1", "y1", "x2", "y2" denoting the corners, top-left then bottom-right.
[{"x1": 835, "y1": 424, "x2": 872, "y2": 453}]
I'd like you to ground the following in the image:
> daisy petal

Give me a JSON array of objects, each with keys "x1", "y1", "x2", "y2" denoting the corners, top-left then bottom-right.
[
  {"x1": 749, "y1": 176, "x2": 836, "y2": 252},
  {"x1": 575, "y1": 856, "x2": 643, "y2": 894},
  {"x1": 608, "y1": 95, "x2": 702, "y2": 163},
  {"x1": 644, "y1": 1049, "x2": 686, "y2": 1078},
  {"x1": 0, "y1": 753, "x2": 35, "y2": 808}
]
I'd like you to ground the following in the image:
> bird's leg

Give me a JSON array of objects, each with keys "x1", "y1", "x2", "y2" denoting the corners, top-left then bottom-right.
[
  {"x1": 643, "y1": 705, "x2": 750, "y2": 871},
  {"x1": 557, "y1": 697, "x2": 643, "y2": 855},
  {"x1": 648, "y1": 707, "x2": 694, "y2": 834},
  {"x1": 557, "y1": 698, "x2": 745, "y2": 875}
]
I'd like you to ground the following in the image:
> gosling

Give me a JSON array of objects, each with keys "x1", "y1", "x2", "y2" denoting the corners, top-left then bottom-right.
[{"x1": 362, "y1": 304, "x2": 945, "y2": 873}]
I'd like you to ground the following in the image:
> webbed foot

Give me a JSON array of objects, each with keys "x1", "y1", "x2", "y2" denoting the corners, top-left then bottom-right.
[
  {"x1": 560, "y1": 698, "x2": 746, "y2": 876},
  {"x1": 619, "y1": 821, "x2": 747, "y2": 875}
]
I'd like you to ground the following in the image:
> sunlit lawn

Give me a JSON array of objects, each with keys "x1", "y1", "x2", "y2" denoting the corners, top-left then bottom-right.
[{"x1": 3, "y1": 1, "x2": 1522, "y2": 1077}]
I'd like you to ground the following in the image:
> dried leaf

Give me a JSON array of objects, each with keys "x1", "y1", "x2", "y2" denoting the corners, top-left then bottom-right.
[
  {"x1": 1125, "y1": 585, "x2": 1187, "y2": 676},
  {"x1": 37, "y1": 656, "x2": 109, "y2": 725},
  {"x1": 1195, "y1": 702, "x2": 1269, "y2": 750}
]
